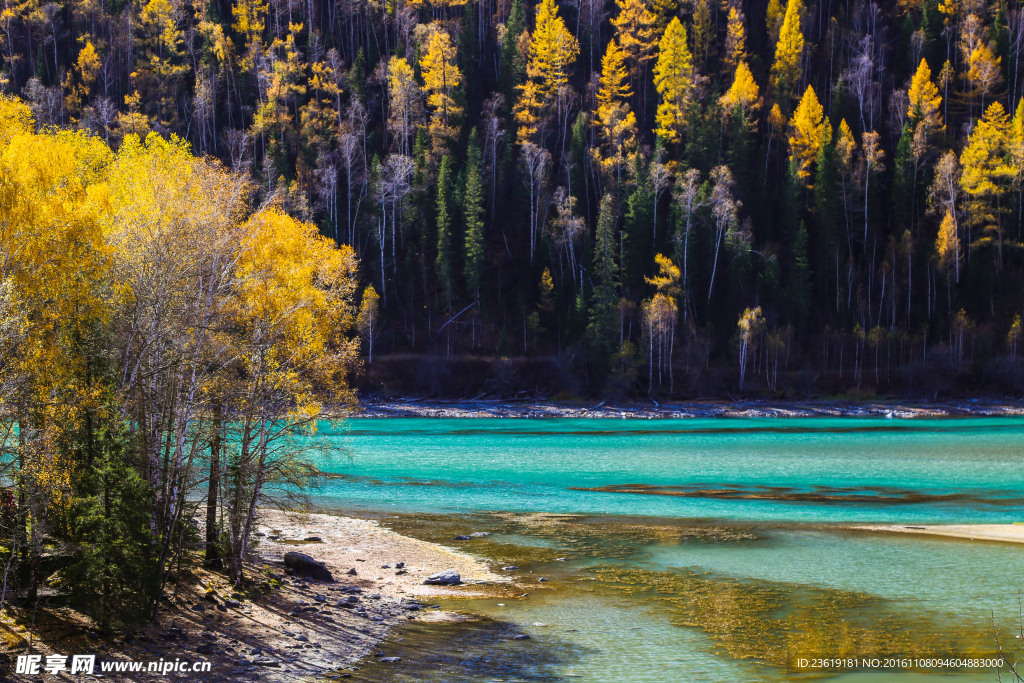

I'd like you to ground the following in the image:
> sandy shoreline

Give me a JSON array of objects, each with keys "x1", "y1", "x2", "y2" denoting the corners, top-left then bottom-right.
[
  {"x1": 0, "y1": 509, "x2": 511, "y2": 682},
  {"x1": 256, "y1": 509, "x2": 508, "y2": 599},
  {"x1": 355, "y1": 398, "x2": 1024, "y2": 419},
  {"x1": 855, "y1": 523, "x2": 1024, "y2": 544}
]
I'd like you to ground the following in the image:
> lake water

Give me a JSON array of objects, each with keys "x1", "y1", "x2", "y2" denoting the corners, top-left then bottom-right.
[{"x1": 304, "y1": 417, "x2": 1024, "y2": 681}]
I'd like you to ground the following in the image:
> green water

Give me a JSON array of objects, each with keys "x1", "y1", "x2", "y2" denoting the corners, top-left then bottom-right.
[{"x1": 307, "y1": 418, "x2": 1024, "y2": 681}]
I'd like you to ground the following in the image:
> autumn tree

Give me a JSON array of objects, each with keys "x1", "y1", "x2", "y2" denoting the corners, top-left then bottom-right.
[
  {"x1": 724, "y1": 6, "x2": 747, "y2": 69},
  {"x1": 612, "y1": 0, "x2": 658, "y2": 87},
  {"x1": 788, "y1": 85, "x2": 826, "y2": 182},
  {"x1": 387, "y1": 56, "x2": 422, "y2": 156},
  {"x1": 421, "y1": 26, "x2": 463, "y2": 158},
  {"x1": 358, "y1": 285, "x2": 381, "y2": 363},
  {"x1": 908, "y1": 58, "x2": 943, "y2": 133},
  {"x1": 596, "y1": 38, "x2": 637, "y2": 183},
  {"x1": 514, "y1": 0, "x2": 578, "y2": 144},
  {"x1": 653, "y1": 17, "x2": 694, "y2": 144},
  {"x1": 737, "y1": 306, "x2": 765, "y2": 390},
  {"x1": 720, "y1": 60, "x2": 760, "y2": 118},
  {"x1": 771, "y1": 0, "x2": 804, "y2": 101},
  {"x1": 960, "y1": 101, "x2": 1015, "y2": 270}
]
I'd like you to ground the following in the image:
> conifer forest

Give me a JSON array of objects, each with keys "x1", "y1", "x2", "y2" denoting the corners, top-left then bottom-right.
[{"x1": 4, "y1": 0, "x2": 1024, "y2": 399}]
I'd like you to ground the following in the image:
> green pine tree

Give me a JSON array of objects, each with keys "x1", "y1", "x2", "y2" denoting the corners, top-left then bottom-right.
[
  {"x1": 463, "y1": 130, "x2": 485, "y2": 302},
  {"x1": 436, "y1": 155, "x2": 456, "y2": 303}
]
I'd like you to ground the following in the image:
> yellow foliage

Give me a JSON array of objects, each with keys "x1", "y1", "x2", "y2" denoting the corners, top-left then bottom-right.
[
  {"x1": 771, "y1": 0, "x2": 804, "y2": 97},
  {"x1": 960, "y1": 101, "x2": 1014, "y2": 253},
  {"x1": 653, "y1": 17, "x2": 693, "y2": 143},
  {"x1": 645, "y1": 253, "x2": 681, "y2": 300},
  {"x1": 720, "y1": 60, "x2": 760, "y2": 117},
  {"x1": 788, "y1": 85, "x2": 825, "y2": 181},
  {"x1": 835, "y1": 118, "x2": 855, "y2": 169},
  {"x1": 514, "y1": 0, "x2": 577, "y2": 143},
  {"x1": 907, "y1": 58, "x2": 942, "y2": 130},
  {"x1": 935, "y1": 209, "x2": 959, "y2": 272},
  {"x1": 724, "y1": 7, "x2": 747, "y2": 69},
  {"x1": 596, "y1": 37, "x2": 636, "y2": 169},
  {"x1": 597, "y1": 38, "x2": 632, "y2": 112},
  {"x1": 612, "y1": 0, "x2": 657, "y2": 73},
  {"x1": 420, "y1": 26, "x2": 463, "y2": 157},
  {"x1": 76, "y1": 41, "x2": 101, "y2": 92},
  {"x1": 0, "y1": 94, "x2": 33, "y2": 146}
]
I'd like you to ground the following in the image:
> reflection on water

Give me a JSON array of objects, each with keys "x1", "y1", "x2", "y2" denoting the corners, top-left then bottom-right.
[
  {"x1": 336, "y1": 512, "x2": 1022, "y2": 682},
  {"x1": 312, "y1": 418, "x2": 1024, "y2": 681},
  {"x1": 569, "y1": 483, "x2": 1024, "y2": 506},
  {"x1": 339, "y1": 616, "x2": 595, "y2": 682}
]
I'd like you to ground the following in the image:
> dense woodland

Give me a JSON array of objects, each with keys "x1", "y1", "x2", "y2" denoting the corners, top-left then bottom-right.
[{"x1": 3, "y1": 0, "x2": 1024, "y2": 398}]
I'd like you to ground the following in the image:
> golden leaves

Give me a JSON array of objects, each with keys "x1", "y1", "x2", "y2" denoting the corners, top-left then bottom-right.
[{"x1": 787, "y1": 85, "x2": 826, "y2": 181}]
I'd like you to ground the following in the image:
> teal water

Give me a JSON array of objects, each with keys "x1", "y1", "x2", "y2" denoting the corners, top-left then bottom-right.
[
  {"x1": 306, "y1": 418, "x2": 1024, "y2": 681},
  {"x1": 312, "y1": 417, "x2": 1024, "y2": 523}
]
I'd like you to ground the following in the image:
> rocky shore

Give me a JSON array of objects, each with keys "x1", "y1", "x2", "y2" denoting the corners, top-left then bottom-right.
[
  {"x1": 1, "y1": 510, "x2": 510, "y2": 682},
  {"x1": 355, "y1": 397, "x2": 1024, "y2": 419}
]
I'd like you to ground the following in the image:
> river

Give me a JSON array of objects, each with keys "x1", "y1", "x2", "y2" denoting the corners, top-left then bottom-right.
[{"x1": 304, "y1": 417, "x2": 1024, "y2": 682}]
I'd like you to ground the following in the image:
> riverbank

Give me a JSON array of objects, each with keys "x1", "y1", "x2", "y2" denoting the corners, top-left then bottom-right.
[
  {"x1": 855, "y1": 523, "x2": 1024, "y2": 545},
  {"x1": 355, "y1": 397, "x2": 1024, "y2": 419},
  {"x1": 0, "y1": 510, "x2": 511, "y2": 682}
]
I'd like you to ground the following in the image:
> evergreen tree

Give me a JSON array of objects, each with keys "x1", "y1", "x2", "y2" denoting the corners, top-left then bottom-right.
[
  {"x1": 436, "y1": 155, "x2": 456, "y2": 302},
  {"x1": 587, "y1": 194, "x2": 620, "y2": 380},
  {"x1": 53, "y1": 406, "x2": 160, "y2": 631},
  {"x1": 499, "y1": 0, "x2": 527, "y2": 103},
  {"x1": 622, "y1": 157, "x2": 654, "y2": 298},
  {"x1": 463, "y1": 130, "x2": 485, "y2": 302}
]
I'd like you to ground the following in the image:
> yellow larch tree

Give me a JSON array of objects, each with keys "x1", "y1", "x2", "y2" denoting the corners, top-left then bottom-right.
[
  {"x1": 612, "y1": 0, "x2": 658, "y2": 81},
  {"x1": 720, "y1": 60, "x2": 760, "y2": 118},
  {"x1": 386, "y1": 56, "x2": 421, "y2": 156},
  {"x1": 724, "y1": 6, "x2": 747, "y2": 69},
  {"x1": 770, "y1": 0, "x2": 804, "y2": 101},
  {"x1": 653, "y1": 17, "x2": 693, "y2": 144},
  {"x1": 595, "y1": 37, "x2": 637, "y2": 181},
  {"x1": 960, "y1": 101, "x2": 1015, "y2": 270},
  {"x1": 788, "y1": 85, "x2": 826, "y2": 181},
  {"x1": 935, "y1": 209, "x2": 960, "y2": 281},
  {"x1": 513, "y1": 0, "x2": 578, "y2": 144},
  {"x1": 967, "y1": 42, "x2": 1002, "y2": 111},
  {"x1": 420, "y1": 26, "x2": 463, "y2": 158},
  {"x1": 907, "y1": 58, "x2": 943, "y2": 132},
  {"x1": 1011, "y1": 98, "x2": 1024, "y2": 190}
]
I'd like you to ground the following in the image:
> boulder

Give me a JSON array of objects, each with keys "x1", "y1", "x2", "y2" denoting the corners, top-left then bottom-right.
[
  {"x1": 283, "y1": 552, "x2": 334, "y2": 582},
  {"x1": 423, "y1": 569, "x2": 461, "y2": 586}
]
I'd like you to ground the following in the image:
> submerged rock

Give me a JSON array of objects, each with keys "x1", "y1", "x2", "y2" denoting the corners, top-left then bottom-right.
[
  {"x1": 423, "y1": 569, "x2": 461, "y2": 585},
  {"x1": 283, "y1": 552, "x2": 334, "y2": 582},
  {"x1": 453, "y1": 535, "x2": 471, "y2": 541}
]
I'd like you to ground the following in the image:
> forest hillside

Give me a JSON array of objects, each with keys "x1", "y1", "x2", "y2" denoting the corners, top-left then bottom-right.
[{"x1": 6, "y1": 0, "x2": 1024, "y2": 396}]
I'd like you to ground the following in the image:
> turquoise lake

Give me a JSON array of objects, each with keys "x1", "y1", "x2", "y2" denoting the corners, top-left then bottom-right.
[{"x1": 304, "y1": 417, "x2": 1024, "y2": 682}]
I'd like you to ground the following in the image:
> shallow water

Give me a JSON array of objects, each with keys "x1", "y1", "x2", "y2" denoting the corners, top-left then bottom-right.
[{"x1": 306, "y1": 418, "x2": 1024, "y2": 681}]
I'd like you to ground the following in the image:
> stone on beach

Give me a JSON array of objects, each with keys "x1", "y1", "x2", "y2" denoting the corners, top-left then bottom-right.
[
  {"x1": 423, "y1": 569, "x2": 461, "y2": 586},
  {"x1": 283, "y1": 551, "x2": 335, "y2": 582}
]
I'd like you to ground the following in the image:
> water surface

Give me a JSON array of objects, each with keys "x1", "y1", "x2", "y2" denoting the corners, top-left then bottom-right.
[{"x1": 306, "y1": 417, "x2": 1024, "y2": 681}]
